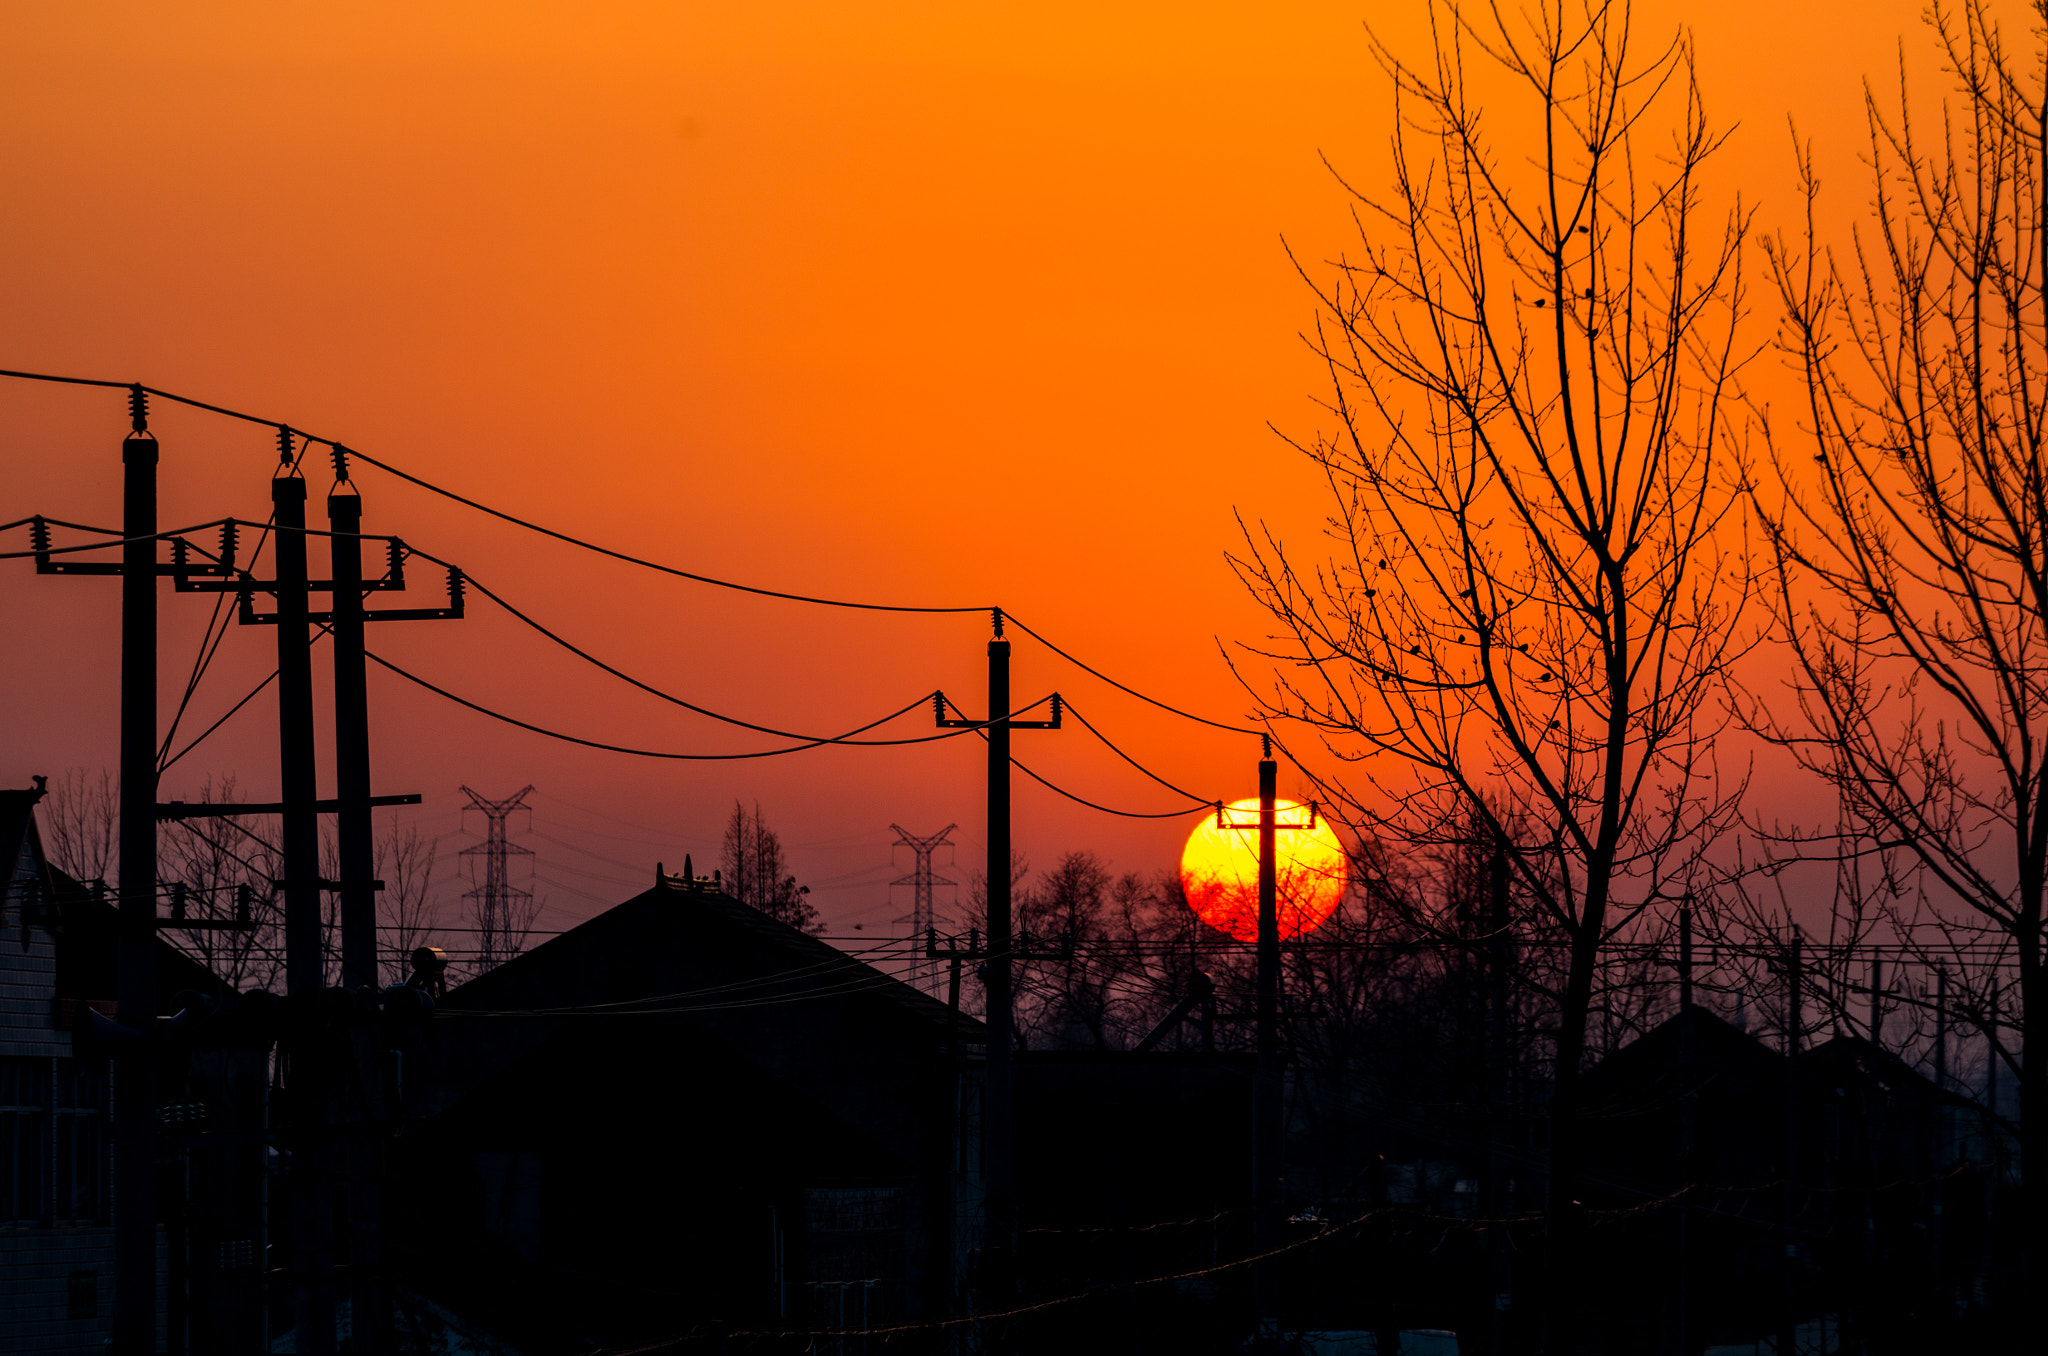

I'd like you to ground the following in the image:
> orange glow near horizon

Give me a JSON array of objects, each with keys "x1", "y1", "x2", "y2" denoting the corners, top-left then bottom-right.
[{"x1": 1180, "y1": 798, "x2": 1346, "y2": 942}]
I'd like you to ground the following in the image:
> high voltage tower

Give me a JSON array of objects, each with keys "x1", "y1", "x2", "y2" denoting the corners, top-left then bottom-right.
[
  {"x1": 461, "y1": 784, "x2": 536, "y2": 970},
  {"x1": 891, "y1": 822, "x2": 956, "y2": 992}
]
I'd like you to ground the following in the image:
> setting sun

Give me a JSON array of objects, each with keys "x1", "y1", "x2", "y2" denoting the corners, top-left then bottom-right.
[{"x1": 1179, "y1": 797, "x2": 1347, "y2": 942}]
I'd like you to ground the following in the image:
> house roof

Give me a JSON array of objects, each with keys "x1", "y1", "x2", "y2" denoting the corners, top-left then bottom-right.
[
  {"x1": 0, "y1": 783, "x2": 49, "y2": 900},
  {"x1": 440, "y1": 874, "x2": 981, "y2": 1037},
  {"x1": 1798, "y1": 1032, "x2": 1975, "y2": 1107},
  {"x1": 3, "y1": 780, "x2": 229, "y2": 1005}
]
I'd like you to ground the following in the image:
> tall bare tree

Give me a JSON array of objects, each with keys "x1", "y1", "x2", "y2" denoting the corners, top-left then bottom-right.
[
  {"x1": 1233, "y1": 1, "x2": 1754, "y2": 1344},
  {"x1": 1753, "y1": 0, "x2": 2048, "y2": 1314}
]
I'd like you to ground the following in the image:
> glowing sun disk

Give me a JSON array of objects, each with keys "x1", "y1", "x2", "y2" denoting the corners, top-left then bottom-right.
[{"x1": 1178, "y1": 797, "x2": 1346, "y2": 942}]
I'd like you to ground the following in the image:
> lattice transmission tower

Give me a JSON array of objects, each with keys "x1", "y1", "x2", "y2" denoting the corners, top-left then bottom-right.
[
  {"x1": 460, "y1": 784, "x2": 535, "y2": 972},
  {"x1": 892, "y1": 823, "x2": 957, "y2": 992}
]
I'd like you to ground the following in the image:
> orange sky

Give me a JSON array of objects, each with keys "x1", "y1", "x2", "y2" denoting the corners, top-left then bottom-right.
[{"x1": 0, "y1": 0, "x2": 1941, "y2": 935}]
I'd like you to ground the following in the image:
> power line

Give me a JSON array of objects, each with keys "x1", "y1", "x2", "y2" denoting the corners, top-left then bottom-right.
[
  {"x1": 0, "y1": 369, "x2": 976, "y2": 612},
  {"x1": 159, "y1": 622, "x2": 333, "y2": 773},
  {"x1": 407, "y1": 549, "x2": 998, "y2": 746},
  {"x1": 366, "y1": 649, "x2": 979, "y2": 759},
  {"x1": 2, "y1": 370, "x2": 1265, "y2": 749},
  {"x1": 1010, "y1": 753, "x2": 1215, "y2": 819},
  {"x1": 0, "y1": 517, "x2": 239, "y2": 559},
  {"x1": 344, "y1": 448, "x2": 988, "y2": 615},
  {"x1": 1062, "y1": 698, "x2": 1215, "y2": 805},
  {"x1": 1006, "y1": 613, "x2": 1258, "y2": 735},
  {"x1": 527, "y1": 829, "x2": 654, "y2": 876}
]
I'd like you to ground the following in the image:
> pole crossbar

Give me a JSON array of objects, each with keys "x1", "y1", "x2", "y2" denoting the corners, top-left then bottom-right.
[{"x1": 156, "y1": 794, "x2": 422, "y2": 820}]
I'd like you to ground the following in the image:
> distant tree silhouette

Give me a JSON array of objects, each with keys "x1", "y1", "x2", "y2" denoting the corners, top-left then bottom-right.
[
  {"x1": 45, "y1": 767, "x2": 447, "y2": 990},
  {"x1": 1752, "y1": 0, "x2": 2048, "y2": 1321},
  {"x1": 40, "y1": 767, "x2": 117, "y2": 886},
  {"x1": 155, "y1": 775, "x2": 285, "y2": 990},
  {"x1": 721, "y1": 800, "x2": 820, "y2": 933},
  {"x1": 1233, "y1": 1, "x2": 1757, "y2": 1345}
]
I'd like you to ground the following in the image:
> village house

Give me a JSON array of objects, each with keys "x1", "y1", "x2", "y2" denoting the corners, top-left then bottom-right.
[{"x1": 0, "y1": 781, "x2": 233, "y2": 1355}]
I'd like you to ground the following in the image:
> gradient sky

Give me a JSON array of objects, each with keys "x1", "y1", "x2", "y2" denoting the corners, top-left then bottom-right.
[{"x1": 0, "y1": 1, "x2": 1937, "y2": 938}]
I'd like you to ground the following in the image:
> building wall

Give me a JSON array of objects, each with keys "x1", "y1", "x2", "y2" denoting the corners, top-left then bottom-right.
[
  {"x1": 1, "y1": 826, "x2": 166, "y2": 1354},
  {"x1": 0, "y1": 1227, "x2": 167, "y2": 1354}
]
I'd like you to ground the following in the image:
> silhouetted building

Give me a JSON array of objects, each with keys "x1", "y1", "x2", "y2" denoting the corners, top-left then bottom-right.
[
  {"x1": 0, "y1": 783, "x2": 233, "y2": 1354},
  {"x1": 1573, "y1": 1005, "x2": 1987, "y2": 1353},
  {"x1": 390, "y1": 869, "x2": 985, "y2": 1353},
  {"x1": 1012, "y1": 1049, "x2": 1254, "y2": 1353}
]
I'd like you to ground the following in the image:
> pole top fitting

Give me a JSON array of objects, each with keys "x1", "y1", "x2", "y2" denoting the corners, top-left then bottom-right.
[{"x1": 991, "y1": 607, "x2": 1005, "y2": 638}]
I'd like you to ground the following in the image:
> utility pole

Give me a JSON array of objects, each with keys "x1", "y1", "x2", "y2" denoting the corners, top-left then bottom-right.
[
  {"x1": 1781, "y1": 927, "x2": 1801, "y2": 1356},
  {"x1": 33, "y1": 398, "x2": 451, "y2": 1354},
  {"x1": 1489, "y1": 848, "x2": 1514, "y2": 1353},
  {"x1": 32, "y1": 389, "x2": 192, "y2": 1352},
  {"x1": 986, "y1": 624, "x2": 1014, "y2": 1324},
  {"x1": 934, "y1": 611, "x2": 1059, "y2": 1344},
  {"x1": 329, "y1": 460, "x2": 376, "y2": 991},
  {"x1": 1253, "y1": 747, "x2": 1281, "y2": 1347},
  {"x1": 204, "y1": 435, "x2": 457, "y2": 1354},
  {"x1": 1677, "y1": 901, "x2": 1695, "y2": 1356},
  {"x1": 117, "y1": 388, "x2": 161, "y2": 1356},
  {"x1": 461, "y1": 785, "x2": 536, "y2": 970},
  {"x1": 322, "y1": 447, "x2": 460, "y2": 1356},
  {"x1": 1215, "y1": 740, "x2": 1313, "y2": 1348},
  {"x1": 1934, "y1": 966, "x2": 1949, "y2": 1308},
  {"x1": 891, "y1": 823, "x2": 957, "y2": 993},
  {"x1": 273, "y1": 442, "x2": 342, "y2": 1356}
]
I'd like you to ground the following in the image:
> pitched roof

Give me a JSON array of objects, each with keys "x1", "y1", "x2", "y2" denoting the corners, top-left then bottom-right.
[{"x1": 441, "y1": 876, "x2": 980, "y2": 1037}]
